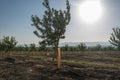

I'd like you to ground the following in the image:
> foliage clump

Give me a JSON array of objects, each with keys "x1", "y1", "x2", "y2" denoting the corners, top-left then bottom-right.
[
  {"x1": 109, "y1": 27, "x2": 120, "y2": 50},
  {"x1": 0, "y1": 36, "x2": 17, "y2": 52}
]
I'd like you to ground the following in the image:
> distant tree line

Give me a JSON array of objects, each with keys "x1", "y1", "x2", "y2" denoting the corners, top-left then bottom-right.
[
  {"x1": 60, "y1": 43, "x2": 117, "y2": 51},
  {"x1": 0, "y1": 36, "x2": 117, "y2": 52},
  {"x1": 14, "y1": 43, "x2": 117, "y2": 51},
  {"x1": 15, "y1": 43, "x2": 49, "y2": 52}
]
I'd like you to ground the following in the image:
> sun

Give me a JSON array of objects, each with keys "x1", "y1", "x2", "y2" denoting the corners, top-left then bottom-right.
[{"x1": 79, "y1": 0, "x2": 103, "y2": 23}]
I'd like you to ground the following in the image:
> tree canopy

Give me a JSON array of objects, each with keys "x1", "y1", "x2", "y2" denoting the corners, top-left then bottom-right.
[
  {"x1": 0, "y1": 36, "x2": 17, "y2": 51},
  {"x1": 31, "y1": 0, "x2": 71, "y2": 60},
  {"x1": 109, "y1": 27, "x2": 120, "y2": 50}
]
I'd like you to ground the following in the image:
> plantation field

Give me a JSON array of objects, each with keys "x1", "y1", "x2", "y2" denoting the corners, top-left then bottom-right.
[{"x1": 0, "y1": 51, "x2": 120, "y2": 80}]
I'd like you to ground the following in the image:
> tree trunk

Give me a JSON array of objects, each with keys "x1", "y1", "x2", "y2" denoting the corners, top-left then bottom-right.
[{"x1": 52, "y1": 40, "x2": 59, "y2": 62}]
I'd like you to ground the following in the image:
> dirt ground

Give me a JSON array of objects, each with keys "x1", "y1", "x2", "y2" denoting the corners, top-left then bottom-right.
[{"x1": 0, "y1": 51, "x2": 120, "y2": 80}]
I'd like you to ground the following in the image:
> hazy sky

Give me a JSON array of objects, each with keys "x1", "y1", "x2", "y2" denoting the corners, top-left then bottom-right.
[{"x1": 0, "y1": 0, "x2": 120, "y2": 45}]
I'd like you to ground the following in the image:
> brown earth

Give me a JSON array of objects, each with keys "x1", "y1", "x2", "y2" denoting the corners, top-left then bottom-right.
[{"x1": 0, "y1": 51, "x2": 120, "y2": 80}]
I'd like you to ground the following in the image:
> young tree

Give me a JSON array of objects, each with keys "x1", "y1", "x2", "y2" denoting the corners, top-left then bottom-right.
[
  {"x1": 15, "y1": 45, "x2": 24, "y2": 51},
  {"x1": 1, "y1": 36, "x2": 17, "y2": 52},
  {"x1": 24, "y1": 44, "x2": 29, "y2": 51},
  {"x1": 0, "y1": 40, "x2": 3, "y2": 51},
  {"x1": 77, "y1": 43, "x2": 86, "y2": 51},
  {"x1": 31, "y1": 0, "x2": 71, "y2": 60},
  {"x1": 109, "y1": 27, "x2": 120, "y2": 50},
  {"x1": 62, "y1": 44, "x2": 69, "y2": 51},
  {"x1": 95, "y1": 44, "x2": 102, "y2": 51},
  {"x1": 38, "y1": 43, "x2": 46, "y2": 51},
  {"x1": 30, "y1": 43, "x2": 36, "y2": 51}
]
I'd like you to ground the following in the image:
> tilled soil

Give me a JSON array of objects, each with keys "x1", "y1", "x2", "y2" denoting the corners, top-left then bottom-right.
[{"x1": 0, "y1": 55, "x2": 120, "y2": 80}]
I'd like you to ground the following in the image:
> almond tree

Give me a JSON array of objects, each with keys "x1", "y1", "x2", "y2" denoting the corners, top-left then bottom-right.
[
  {"x1": 31, "y1": 0, "x2": 71, "y2": 60},
  {"x1": 109, "y1": 27, "x2": 120, "y2": 50},
  {"x1": 0, "y1": 36, "x2": 17, "y2": 55}
]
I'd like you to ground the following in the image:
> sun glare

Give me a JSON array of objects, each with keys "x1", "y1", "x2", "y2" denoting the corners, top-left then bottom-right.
[{"x1": 79, "y1": 0, "x2": 103, "y2": 23}]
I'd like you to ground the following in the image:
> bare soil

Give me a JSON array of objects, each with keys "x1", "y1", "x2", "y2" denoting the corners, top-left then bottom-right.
[{"x1": 0, "y1": 51, "x2": 120, "y2": 80}]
